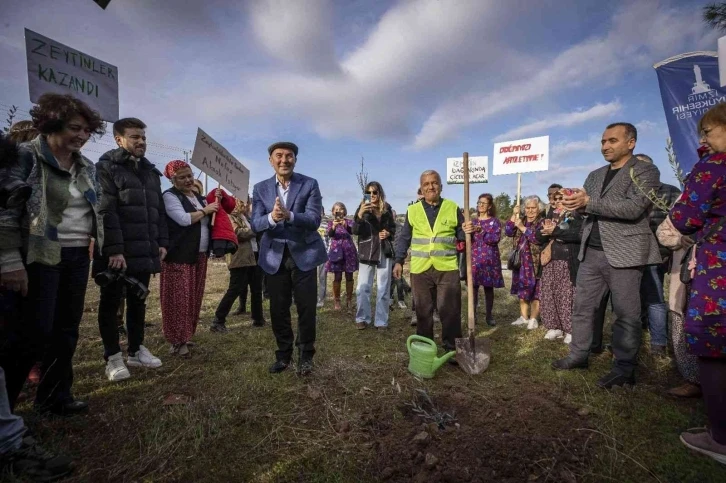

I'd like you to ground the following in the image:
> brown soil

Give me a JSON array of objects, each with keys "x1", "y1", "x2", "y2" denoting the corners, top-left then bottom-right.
[{"x1": 367, "y1": 387, "x2": 595, "y2": 483}]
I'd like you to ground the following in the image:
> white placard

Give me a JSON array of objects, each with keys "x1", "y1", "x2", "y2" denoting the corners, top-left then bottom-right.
[
  {"x1": 719, "y1": 36, "x2": 726, "y2": 88},
  {"x1": 24, "y1": 29, "x2": 119, "y2": 122},
  {"x1": 190, "y1": 128, "x2": 250, "y2": 200},
  {"x1": 446, "y1": 156, "x2": 488, "y2": 184},
  {"x1": 492, "y1": 135, "x2": 549, "y2": 175}
]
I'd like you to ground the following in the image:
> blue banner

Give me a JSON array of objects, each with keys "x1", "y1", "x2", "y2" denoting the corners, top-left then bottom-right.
[{"x1": 654, "y1": 52, "x2": 726, "y2": 174}]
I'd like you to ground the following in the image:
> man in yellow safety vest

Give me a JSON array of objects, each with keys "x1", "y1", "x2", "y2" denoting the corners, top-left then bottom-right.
[{"x1": 393, "y1": 170, "x2": 475, "y2": 353}]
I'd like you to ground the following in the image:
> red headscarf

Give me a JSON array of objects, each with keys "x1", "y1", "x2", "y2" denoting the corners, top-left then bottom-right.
[{"x1": 164, "y1": 160, "x2": 190, "y2": 179}]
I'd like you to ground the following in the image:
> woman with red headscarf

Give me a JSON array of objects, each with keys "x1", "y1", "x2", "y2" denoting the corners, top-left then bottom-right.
[{"x1": 160, "y1": 161, "x2": 219, "y2": 357}]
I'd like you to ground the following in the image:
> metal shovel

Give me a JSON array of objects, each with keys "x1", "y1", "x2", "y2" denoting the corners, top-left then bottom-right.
[{"x1": 455, "y1": 152, "x2": 491, "y2": 375}]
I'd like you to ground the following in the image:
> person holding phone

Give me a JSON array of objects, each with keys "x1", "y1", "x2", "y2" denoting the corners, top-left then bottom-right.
[
  {"x1": 353, "y1": 182, "x2": 396, "y2": 329},
  {"x1": 324, "y1": 202, "x2": 358, "y2": 311}
]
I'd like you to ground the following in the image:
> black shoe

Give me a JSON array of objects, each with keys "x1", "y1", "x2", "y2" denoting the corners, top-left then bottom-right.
[
  {"x1": 269, "y1": 360, "x2": 290, "y2": 374},
  {"x1": 37, "y1": 399, "x2": 89, "y2": 416},
  {"x1": 486, "y1": 318, "x2": 497, "y2": 327},
  {"x1": 210, "y1": 319, "x2": 229, "y2": 333},
  {"x1": 1, "y1": 436, "x2": 73, "y2": 481},
  {"x1": 551, "y1": 357, "x2": 589, "y2": 370},
  {"x1": 252, "y1": 319, "x2": 266, "y2": 327},
  {"x1": 596, "y1": 371, "x2": 635, "y2": 389},
  {"x1": 297, "y1": 359, "x2": 314, "y2": 376}
]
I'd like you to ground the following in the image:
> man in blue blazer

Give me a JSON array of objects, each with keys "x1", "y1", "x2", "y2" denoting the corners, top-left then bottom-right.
[{"x1": 251, "y1": 142, "x2": 326, "y2": 375}]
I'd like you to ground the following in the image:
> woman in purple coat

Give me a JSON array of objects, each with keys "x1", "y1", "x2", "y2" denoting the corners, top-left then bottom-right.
[
  {"x1": 324, "y1": 202, "x2": 358, "y2": 311},
  {"x1": 670, "y1": 104, "x2": 726, "y2": 464},
  {"x1": 471, "y1": 194, "x2": 504, "y2": 326},
  {"x1": 505, "y1": 195, "x2": 544, "y2": 330}
]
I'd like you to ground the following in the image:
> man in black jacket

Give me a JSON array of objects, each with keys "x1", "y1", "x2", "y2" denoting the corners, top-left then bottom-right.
[
  {"x1": 94, "y1": 118, "x2": 168, "y2": 382},
  {"x1": 635, "y1": 153, "x2": 681, "y2": 356}
]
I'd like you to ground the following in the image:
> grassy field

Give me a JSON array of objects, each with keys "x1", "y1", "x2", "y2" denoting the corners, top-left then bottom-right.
[{"x1": 8, "y1": 261, "x2": 726, "y2": 482}]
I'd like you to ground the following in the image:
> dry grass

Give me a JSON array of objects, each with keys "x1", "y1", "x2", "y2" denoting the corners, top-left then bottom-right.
[{"x1": 7, "y1": 261, "x2": 726, "y2": 482}]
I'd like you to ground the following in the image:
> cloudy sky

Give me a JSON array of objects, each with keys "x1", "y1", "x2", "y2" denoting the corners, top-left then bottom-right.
[{"x1": 0, "y1": 0, "x2": 717, "y2": 214}]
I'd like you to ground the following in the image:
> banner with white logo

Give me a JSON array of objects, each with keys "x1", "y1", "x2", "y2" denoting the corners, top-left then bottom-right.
[
  {"x1": 492, "y1": 136, "x2": 549, "y2": 176},
  {"x1": 24, "y1": 29, "x2": 119, "y2": 122},
  {"x1": 446, "y1": 156, "x2": 488, "y2": 184},
  {"x1": 654, "y1": 51, "x2": 726, "y2": 175},
  {"x1": 191, "y1": 128, "x2": 250, "y2": 200}
]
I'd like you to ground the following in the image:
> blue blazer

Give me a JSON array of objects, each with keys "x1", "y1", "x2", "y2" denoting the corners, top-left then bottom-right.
[{"x1": 251, "y1": 172, "x2": 327, "y2": 274}]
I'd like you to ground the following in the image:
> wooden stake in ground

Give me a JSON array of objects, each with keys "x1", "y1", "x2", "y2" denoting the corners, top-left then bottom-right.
[
  {"x1": 516, "y1": 172, "x2": 522, "y2": 208},
  {"x1": 455, "y1": 152, "x2": 491, "y2": 375}
]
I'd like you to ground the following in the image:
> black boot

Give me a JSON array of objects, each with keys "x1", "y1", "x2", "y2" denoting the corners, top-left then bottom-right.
[{"x1": 210, "y1": 318, "x2": 229, "y2": 333}]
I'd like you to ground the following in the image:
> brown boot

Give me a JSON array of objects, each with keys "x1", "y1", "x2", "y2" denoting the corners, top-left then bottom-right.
[
  {"x1": 333, "y1": 280, "x2": 342, "y2": 310},
  {"x1": 345, "y1": 279, "x2": 354, "y2": 313},
  {"x1": 667, "y1": 382, "x2": 702, "y2": 398}
]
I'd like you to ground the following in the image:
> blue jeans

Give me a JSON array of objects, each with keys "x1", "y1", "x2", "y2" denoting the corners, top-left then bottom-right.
[
  {"x1": 0, "y1": 367, "x2": 25, "y2": 455},
  {"x1": 355, "y1": 255, "x2": 392, "y2": 327},
  {"x1": 640, "y1": 263, "x2": 668, "y2": 347}
]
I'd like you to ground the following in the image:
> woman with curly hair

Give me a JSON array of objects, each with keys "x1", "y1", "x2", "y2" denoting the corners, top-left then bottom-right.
[{"x1": 0, "y1": 93, "x2": 105, "y2": 415}]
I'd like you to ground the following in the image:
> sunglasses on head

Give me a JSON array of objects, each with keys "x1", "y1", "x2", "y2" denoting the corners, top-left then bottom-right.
[{"x1": 366, "y1": 190, "x2": 378, "y2": 195}]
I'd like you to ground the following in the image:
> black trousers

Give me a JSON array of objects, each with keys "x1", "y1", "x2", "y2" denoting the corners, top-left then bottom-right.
[
  {"x1": 266, "y1": 248, "x2": 317, "y2": 362},
  {"x1": 216, "y1": 266, "x2": 263, "y2": 322},
  {"x1": 411, "y1": 268, "x2": 462, "y2": 351},
  {"x1": 699, "y1": 357, "x2": 726, "y2": 444},
  {"x1": 0, "y1": 247, "x2": 89, "y2": 410},
  {"x1": 98, "y1": 272, "x2": 151, "y2": 358}
]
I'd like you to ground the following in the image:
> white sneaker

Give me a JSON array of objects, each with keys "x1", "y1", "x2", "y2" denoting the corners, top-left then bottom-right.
[
  {"x1": 398, "y1": 301, "x2": 407, "y2": 309},
  {"x1": 544, "y1": 329, "x2": 563, "y2": 340},
  {"x1": 511, "y1": 316, "x2": 528, "y2": 326},
  {"x1": 563, "y1": 333, "x2": 572, "y2": 344},
  {"x1": 127, "y1": 345, "x2": 162, "y2": 368},
  {"x1": 527, "y1": 318, "x2": 539, "y2": 330},
  {"x1": 105, "y1": 352, "x2": 131, "y2": 382}
]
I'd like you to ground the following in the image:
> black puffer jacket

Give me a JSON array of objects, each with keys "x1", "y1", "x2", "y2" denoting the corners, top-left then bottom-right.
[{"x1": 93, "y1": 148, "x2": 168, "y2": 275}]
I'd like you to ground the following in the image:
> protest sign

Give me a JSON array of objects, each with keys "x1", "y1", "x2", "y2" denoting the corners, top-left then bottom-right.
[
  {"x1": 446, "y1": 156, "x2": 488, "y2": 184},
  {"x1": 190, "y1": 128, "x2": 250, "y2": 200},
  {"x1": 654, "y1": 52, "x2": 726, "y2": 175},
  {"x1": 492, "y1": 135, "x2": 549, "y2": 176},
  {"x1": 24, "y1": 29, "x2": 119, "y2": 122},
  {"x1": 719, "y1": 38, "x2": 726, "y2": 88}
]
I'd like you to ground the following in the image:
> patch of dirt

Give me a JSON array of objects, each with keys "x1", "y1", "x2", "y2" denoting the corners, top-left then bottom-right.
[{"x1": 368, "y1": 387, "x2": 595, "y2": 483}]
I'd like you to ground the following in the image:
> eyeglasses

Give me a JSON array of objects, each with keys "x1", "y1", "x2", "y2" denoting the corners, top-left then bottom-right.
[
  {"x1": 554, "y1": 197, "x2": 563, "y2": 202},
  {"x1": 477, "y1": 202, "x2": 488, "y2": 205},
  {"x1": 366, "y1": 190, "x2": 378, "y2": 195}
]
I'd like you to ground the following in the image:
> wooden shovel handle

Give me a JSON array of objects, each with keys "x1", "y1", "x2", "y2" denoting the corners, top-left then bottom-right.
[{"x1": 463, "y1": 152, "x2": 475, "y2": 336}]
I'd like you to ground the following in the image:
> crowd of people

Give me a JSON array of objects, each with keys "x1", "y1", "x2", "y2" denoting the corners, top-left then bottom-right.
[{"x1": 0, "y1": 91, "x2": 723, "y2": 479}]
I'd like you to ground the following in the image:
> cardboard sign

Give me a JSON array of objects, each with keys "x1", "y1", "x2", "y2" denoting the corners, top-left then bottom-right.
[
  {"x1": 720, "y1": 38, "x2": 726, "y2": 88},
  {"x1": 191, "y1": 128, "x2": 250, "y2": 200},
  {"x1": 24, "y1": 29, "x2": 119, "y2": 122},
  {"x1": 446, "y1": 156, "x2": 488, "y2": 184},
  {"x1": 492, "y1": 135, "x2": 549, "y2": 175}
]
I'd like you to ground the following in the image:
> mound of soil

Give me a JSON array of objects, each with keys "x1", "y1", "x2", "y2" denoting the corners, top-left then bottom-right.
[{"x1": 367, "y1": 388, "x2": 595, "y2": 483}]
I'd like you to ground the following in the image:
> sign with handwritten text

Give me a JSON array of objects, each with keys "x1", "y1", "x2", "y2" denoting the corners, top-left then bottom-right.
[
  {"x1": 446, "y1": 156, "x2": 488, "y2": 184},
  {"x1": 191, "y1": 128, "x2": 250, "y2": 200},
  {"x1": 24, "y1": 29, "x2": 119, "y2": 121},
  {"x1": 492, "y1": 135, "x2": 549, "y2": 175}
]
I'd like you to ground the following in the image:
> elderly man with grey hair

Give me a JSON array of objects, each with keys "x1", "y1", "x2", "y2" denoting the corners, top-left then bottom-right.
[{"x1": 393, "y1": 170, "x2": 475, "y2": 355}]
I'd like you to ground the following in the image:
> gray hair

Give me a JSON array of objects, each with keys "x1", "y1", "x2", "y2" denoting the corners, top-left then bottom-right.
[
  {"x1": 523, "y1": 195, "x2": 544, "y2": 213},
  {"x1": 420, "y1": 170, "x2": 441, "y2": 184}
]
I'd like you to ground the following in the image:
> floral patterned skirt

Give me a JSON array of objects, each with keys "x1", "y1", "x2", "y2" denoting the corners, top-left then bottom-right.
[
  {"x1": 160, "y1": 253, "x2": 208, "y2": 345},
  {"x1": 539, "y1": 260, "x2": 575, "y2": 333}
]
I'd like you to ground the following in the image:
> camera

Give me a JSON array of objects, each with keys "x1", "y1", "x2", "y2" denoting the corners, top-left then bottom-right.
[{"x1": 94, "y1": 269, "x2": 149, "y2": 300}]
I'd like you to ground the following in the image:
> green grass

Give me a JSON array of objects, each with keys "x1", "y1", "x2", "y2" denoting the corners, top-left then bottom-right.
[{"x1": 7, "y1": 261, "x2": 726, "y2": 482}]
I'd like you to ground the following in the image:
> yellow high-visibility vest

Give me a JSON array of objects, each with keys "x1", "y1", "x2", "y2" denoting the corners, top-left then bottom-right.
[{"x1": 407, "y1": 199, "x2": 458, "y2": 274}]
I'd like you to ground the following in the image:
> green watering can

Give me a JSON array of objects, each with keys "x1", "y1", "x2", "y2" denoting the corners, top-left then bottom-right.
[{"x1": 407, "y1": 335, "x2": 456, "y2": 379}]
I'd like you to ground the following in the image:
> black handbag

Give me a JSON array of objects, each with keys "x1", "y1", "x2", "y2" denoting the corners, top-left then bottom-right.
[
  {"x1": 679, "y1": 217, "x2": 725, "y2": 284},
  {"x1": 507, "y1": 235, "x2": 524, "y2": 271}
]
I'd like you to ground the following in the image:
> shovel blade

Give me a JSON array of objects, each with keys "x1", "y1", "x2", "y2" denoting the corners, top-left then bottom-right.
[{"x1": 454, "y1": 337, "x2": 491, "y2": 375}]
